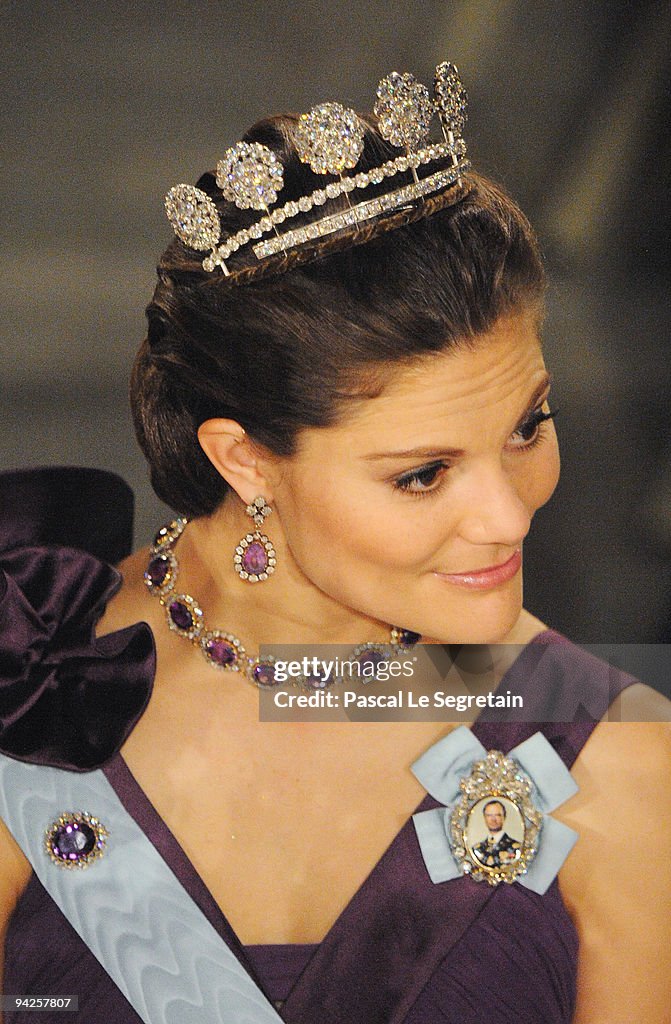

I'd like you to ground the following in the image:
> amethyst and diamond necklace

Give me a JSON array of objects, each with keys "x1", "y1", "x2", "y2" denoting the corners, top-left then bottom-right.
[{"x1": 144, "y1": 516, "x2": 420, "y2": 689}]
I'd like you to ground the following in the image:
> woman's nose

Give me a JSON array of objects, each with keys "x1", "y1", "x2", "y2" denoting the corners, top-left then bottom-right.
[{"x1": 455, "y1": 461, "x2": 532, "y2": 547}]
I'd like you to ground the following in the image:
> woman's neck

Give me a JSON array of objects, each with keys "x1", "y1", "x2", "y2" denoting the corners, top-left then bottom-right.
[{"x1": 175, "y1": 507, "x2": 397, "y2": 652}]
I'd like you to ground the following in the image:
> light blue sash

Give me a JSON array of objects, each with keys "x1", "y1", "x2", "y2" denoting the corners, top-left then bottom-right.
[{"x1": 0, "y1": 754, "x2": 282, "y2": 1024}]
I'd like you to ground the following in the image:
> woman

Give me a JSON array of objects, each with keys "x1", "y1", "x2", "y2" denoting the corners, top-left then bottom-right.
[{"x1": 1, "y1": 66, "x2": 670, "y2": 1023}]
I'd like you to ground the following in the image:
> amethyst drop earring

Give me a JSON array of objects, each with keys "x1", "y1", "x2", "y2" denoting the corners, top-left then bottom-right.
[{"x1": 234, "y1": 496, "x2": 277, "y2": 583}]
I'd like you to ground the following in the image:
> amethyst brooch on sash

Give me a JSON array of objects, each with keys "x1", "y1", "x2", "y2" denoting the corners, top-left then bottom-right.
[
  {"x1": 412, "y1": 728, "x2": 578, "y2": 893},
  {"x1": 45, "y1": 811, "x2": 109, "y2": 869}
]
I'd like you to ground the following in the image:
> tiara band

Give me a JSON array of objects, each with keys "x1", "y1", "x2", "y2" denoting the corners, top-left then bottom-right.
[
  {"x1": 207, "y1": 138, "x2": 467, "y2": 267},
  {"x1": 252, "y1": 163, "x2": 468, "y2": 259},
  {"x1": 164, "y1": 62, "x2": 469, "y2": 280}
]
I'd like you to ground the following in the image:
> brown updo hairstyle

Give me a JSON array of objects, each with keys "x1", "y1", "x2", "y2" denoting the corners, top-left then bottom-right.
[{"x1": 131, "y1": 113, "x2": 545, "y2": 517}]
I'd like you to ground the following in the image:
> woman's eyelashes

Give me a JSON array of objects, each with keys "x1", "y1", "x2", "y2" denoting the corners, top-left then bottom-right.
[
  {"x1": 391, "y1": 407, "x2": 559, "y2": 498},
  {"x1": 393, "y1": 459, "x2": 448, "y2": 496},
  {"x1": 509, "y1": 406, "x2": 559, "y2": 448}
]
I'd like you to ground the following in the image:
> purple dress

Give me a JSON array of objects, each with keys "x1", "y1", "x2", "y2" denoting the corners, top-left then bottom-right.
[{"x1": 0, "y1": 469, "x2": 639, "y2": 1023}]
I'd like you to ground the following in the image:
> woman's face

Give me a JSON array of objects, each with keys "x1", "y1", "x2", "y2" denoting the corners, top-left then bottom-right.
[{"x1": 270, "y1": 308, "x2": 560, "y2": 644}]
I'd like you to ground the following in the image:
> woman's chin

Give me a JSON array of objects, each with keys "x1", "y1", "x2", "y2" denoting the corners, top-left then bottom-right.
[{"x1": 419, "y1": 599, "x2": 523, "y2": 646}]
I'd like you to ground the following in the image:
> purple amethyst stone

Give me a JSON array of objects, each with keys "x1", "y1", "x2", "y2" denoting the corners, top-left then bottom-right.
[
  {"x1": 51, "y1": 822, "x2": 96, "y2": 862},
  {"x1": 396, "y1": 629, "x2": 421, "y2": 647},
  {"x1": 241, "y1": 541, "x2": 268, "y2": 575},
  {"x1": 253, "y1": 661, "x2": 281, "y2": 688},
  {"x1": 145, "y1": 555, "x2": 170, "y2": 588},
  {"x1": 305, "y1": 675, "x2": 329, "y2": 692},
  {"x1": 303, "y1": 671, "x2": 334, "y2": 690},
  {"x1": 205, "y1": 638, "x2": 237, "y2": 667},
  {"x1": 356, "y1": 648, "x2": 387, "y2": 672},
  {"x1": 169, "y1": 600, "x2": 193, "y2": 632}
]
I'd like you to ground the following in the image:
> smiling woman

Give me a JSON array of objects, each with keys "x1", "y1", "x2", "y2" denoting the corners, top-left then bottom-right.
[
  {"x1": 194, "y1": 309, "x2": 558, "y2": 647},
  {"x1": 1, "y1": 67, "x2": 670, "y2": 1024}
]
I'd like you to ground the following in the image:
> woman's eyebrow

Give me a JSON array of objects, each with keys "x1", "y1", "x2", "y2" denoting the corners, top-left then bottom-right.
[{"x1": 361, "y1": 371, "x2": 553, "y2": 462}]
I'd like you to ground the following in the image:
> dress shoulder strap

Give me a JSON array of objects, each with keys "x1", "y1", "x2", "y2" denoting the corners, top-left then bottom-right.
[{"x1": 472, "y1": 629, "x2": 642, "y2": 767}]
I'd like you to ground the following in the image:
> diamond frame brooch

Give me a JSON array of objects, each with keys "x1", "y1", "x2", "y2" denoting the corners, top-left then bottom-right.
[
  {"x1": 449, "y1": 749, "x2": 542, "y2": 886},
  {"x1": 412, "y1": 727, "x2": 579, "y2": 895}
]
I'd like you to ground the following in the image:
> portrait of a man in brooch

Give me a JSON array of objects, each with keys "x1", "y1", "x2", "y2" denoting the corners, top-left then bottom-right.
[{"x1": 472, "y1": 800, "x2": 522, "y2": 868}]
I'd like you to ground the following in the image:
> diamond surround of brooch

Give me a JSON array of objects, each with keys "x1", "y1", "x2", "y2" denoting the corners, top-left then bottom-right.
[
  {"x1": 45, "y1": 811, "x2": 109, "y2": 869},
  {"x1": 449, "y1": 749, "x2": 543, "y2": 886}
]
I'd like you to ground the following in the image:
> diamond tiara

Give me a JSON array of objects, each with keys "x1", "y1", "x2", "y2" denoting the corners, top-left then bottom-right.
[{"x1": 164, "y1": 62, "x2": 470, "y2": 279}]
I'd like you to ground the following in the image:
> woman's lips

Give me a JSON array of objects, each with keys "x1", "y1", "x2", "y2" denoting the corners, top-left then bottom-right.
[{"x1": 433, "y1": 549, "x2": 522, "y2": 590}]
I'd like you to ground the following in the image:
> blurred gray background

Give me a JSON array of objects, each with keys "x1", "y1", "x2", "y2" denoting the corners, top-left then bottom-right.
[{"x1": 1, "y1": 1, "x2": 669, "y2": 642}]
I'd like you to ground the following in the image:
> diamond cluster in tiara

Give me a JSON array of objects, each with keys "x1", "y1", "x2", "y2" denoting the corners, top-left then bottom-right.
[
  {"x1": 164, "y1": 61, "x2": 469, "y2": 277},
  {"x1": 294, "y1": 102, "x2": 365, "y2": 174},
  {"x1": 215, "y1": 141, "x2": 285, "y2": 211},
  {"x1": 374, "y1": 71, "x2": 435, "y2": 149}
]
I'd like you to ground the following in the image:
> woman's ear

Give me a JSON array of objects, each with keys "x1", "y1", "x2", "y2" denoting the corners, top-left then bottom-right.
[{"x1": 197, "y1": 419, "x2": 276, "y2": 504}]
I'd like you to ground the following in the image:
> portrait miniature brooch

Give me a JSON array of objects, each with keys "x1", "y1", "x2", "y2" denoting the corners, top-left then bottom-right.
[{"x1": 412, "y1": 728, "x2": 578, "y2": 893}]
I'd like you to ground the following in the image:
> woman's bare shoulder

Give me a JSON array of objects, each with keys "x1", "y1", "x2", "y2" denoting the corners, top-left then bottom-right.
[
  {"x1": 561, "y1": 719, "x2": 671, "y2": 846},
  {"x1": 558, "y1": 721, "x2": 671, "y2": 1020},
  {"x1": 603, "y1": 682, "x2": 671, "y2": 722},
  {"x1": 558, "y1": 719, "x2": 671, "y2": 839},
  {"x1": 577, "y1": 717, "x2": 671, "y2": 778},
  {"x1": 96, "y1": 546, "x2": 154, "y2": 638},
  {"x1": 0, "y1": 814, "x2": 31, "y2": 908},
  {"x1": 0, "y1": 813, "x2": 32, "y2": 1006}
]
